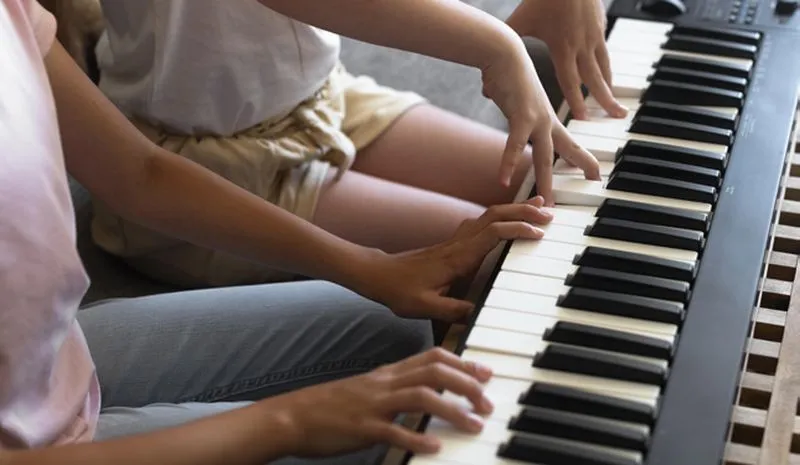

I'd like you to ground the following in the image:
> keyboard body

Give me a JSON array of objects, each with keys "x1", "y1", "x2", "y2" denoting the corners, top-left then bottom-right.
[{"x1": 404, "y1": 1, "x2": 800, "y2": 465}]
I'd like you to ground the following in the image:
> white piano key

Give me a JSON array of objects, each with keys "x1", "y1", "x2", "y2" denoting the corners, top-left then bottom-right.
[
  {"x1": 502, "y1": 254, "x2": 578, "y2": 278},
  {"x1": 612, "y1": 74, "x2": 652, "y2": 98},
  {"x1": 474, "y1": 307, "x2": 675, "y2": 341},
  {"x1": 607, "y1": 41, "x2": 754, "y2": 70},
  {"x1": 479, "y1": 294, "x2": 678, "y2": 337},
  {"x1": 422, "y1": 417, "x2": 645, "y2": 464},
  {"x1": 542, "y1": 206, "x2": 599, "y2": 227},
  {"x1": 511, "y1": 231, "x2": 696, "y2": 264},
  {"x1": 493, "y1": 270, "x2": 569, "y2": 298},
  {"x1": 466, "y1": 324, "x2": 673, "y2": 369},
  {"x1": 461, "y1": 349, "x2": 661, "y2": 401},
  {"x1": 530, "y1": 222, "x2": 700, "y2": 262},
  {"x1": 567, "y1": 119, "x2": 730, "y2": 155},
  {"x1": 553, "y1": 158, "x2": 616, "y2": 177},
  {"x1": 437, "y1": 391, "x2": 652, "y2": 436},
  {"x1": 552, "y1": 176, "x2": 712, "y2": 215},
  {"x1": 584, "y1": 96, "x2": 739, "y2": 119},
  {"x1": 611, "y1": 17, "x2": 675, "y2": 35},
  {"x1": 407, "y1": 435, "x2": 524, "y2": 465}
]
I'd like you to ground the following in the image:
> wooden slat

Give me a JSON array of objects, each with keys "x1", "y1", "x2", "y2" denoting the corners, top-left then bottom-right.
[
  {"x1": 756, "y1": 308, "x2": 788, "y2": 328},
  {"x1": 727, "y1": 443, "x2": 761, "y2": 465},
  {"x1": 733, "y1": 406, "x2": 768, "y2": 429},
  {"x1": 758, "y1": 235, "x2": 800, "y2": 465}
]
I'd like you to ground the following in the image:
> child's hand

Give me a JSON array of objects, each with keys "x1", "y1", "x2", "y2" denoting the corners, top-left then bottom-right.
[
  {"x1": 356, "y1": 196, "x2": 553, "y2": 322},
  {"x1": 481, "y1": 34, "x2": 600, "y2": 204},
  {"x1": 506, "y1": 0, "x2": 628, "y2": 120},
  {"x1": 270, "y1": 347, "x2": 494, "y2": 457}
]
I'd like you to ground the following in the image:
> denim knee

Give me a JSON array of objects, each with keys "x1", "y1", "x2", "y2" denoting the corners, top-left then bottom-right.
[{"x1": 363, "y1": 311, "x2": 434, "y2": 364}]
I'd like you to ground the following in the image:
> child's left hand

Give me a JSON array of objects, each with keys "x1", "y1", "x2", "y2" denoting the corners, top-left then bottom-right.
[{"x1": 506, "y1": 0, "x2": 628, "y2": 121}]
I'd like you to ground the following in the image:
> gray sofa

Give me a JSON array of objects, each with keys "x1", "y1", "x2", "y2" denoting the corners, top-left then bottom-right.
[{"x1": 72, "y1": 0, "x2": 571, "y2": 305}]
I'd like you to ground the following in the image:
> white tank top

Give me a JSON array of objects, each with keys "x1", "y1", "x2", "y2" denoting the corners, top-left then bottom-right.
[{"x1": 95, "y1": 0, "x2": 340, "y2": 135}]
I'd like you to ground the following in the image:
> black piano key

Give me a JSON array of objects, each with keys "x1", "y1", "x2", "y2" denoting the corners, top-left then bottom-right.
[
  {"x1": 557, "y1": 287, "x2": 685, "y2": 325},
  {"x1": 606, "y1": 171, "x2": 718, "y2": 204},
  {"x1": 596, "y1": 198, "x2": 712, "y2": 232},
  {"x1": 643, "y1": 79, "x2": 744, "y2": 108},
  {"x1": 629, "y1": 115, "x2": 733, "y2": 146},
  {"x1": 508, "y1": 406, "x2": 650, "y2": 452},
  {"x1": 543, "y1": 321, "x2": 674, "y2": 360},
  {"x1": 519, "y1": 382, "x2": 658, "y2": 426},
  {"x1": 669, "y1": 25, "x2": 761, "y2": 46},
  {"x1": 616, "y1": 139, "x2": 727, "y2": 171},
  {"x1": 651, "y1": 66, "x2": 748, "y2": 93},
  {"x1": 499, "y1": 434, "x2": 641, "y2": 465},
  {"x1": 663, "y1": 34, "x2": 758, "y2": 60},
  {"x1": 635, "y1": 101, "x2": 737, "y2": 131},
  {"x1": 656, "y1": 54, "x2": 751, "y2": 79},
  {"x1": 614, "y1": 155, "x2": 722, "y2": 188},
  {"x1": 573, "y1": 246, "x2": 698, "y2": 282},
  {"x1": 585, "y1": 217, "x2": 705, "y2": 252},
  {"x1": 566, "y1": 266, "x2": 690, "y2": 303},
  {"x1": 533, "y1": 344, "x2": 669, "y2": 386}
]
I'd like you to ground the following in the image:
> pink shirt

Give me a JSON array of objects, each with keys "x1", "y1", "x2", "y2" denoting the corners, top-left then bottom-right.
[{"x1": 0, "y1": 0, "x2": 100, "y2": 449}]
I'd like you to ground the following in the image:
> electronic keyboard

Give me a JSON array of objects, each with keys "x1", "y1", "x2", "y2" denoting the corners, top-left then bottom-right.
[{"x1": 402, "y1": 0, "x2": 800, "y2": 464}]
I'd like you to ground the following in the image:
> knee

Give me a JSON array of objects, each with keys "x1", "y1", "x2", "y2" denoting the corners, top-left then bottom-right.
[{"x1": 352, "y1": 301, "x2": 434, "y2": 364}]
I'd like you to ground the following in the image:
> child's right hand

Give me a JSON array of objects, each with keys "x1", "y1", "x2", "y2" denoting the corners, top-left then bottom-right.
[
  {"x1": 481, "y1": 33, "x2": 601, "y2": 205},
  {"x1": 268, "y1": 347, "x2": 494, "y2": 458}
]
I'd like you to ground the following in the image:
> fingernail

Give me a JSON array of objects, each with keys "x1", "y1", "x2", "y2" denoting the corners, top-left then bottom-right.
[
  {"x1": 533, "y1": 227, "x2": 545, "y2": 238},
  {"x1": 468, "y1": 413, "x2": 486, "y2": 431},
  {"x1": 480, "y1": 395, "x2": 495, "y2": 413},
  {"x1": 423, "y1": 435, "x2": 441, "y2": 451},
  {"x1": 541, "y1": 208, "x2": 554, "y2": 219},
  {"x1": 475, "y1": 362, "x2": 493, "y2": 378}
]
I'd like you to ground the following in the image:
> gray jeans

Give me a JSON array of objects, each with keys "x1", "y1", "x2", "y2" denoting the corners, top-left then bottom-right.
[{"x1": 77, "y1": 280, "x2": 433, "y2": 464}]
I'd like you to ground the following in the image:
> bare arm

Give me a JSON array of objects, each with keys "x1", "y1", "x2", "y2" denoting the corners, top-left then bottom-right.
[
  {"x1": 45, "y1": 41, "x2": 379, "y2": 293},
  {"x1": 0, "y1": 401, "x2": 292, "y2": 465},
  {"x1": 256, "y1": 0, "x2": 524, "y2": 71}
]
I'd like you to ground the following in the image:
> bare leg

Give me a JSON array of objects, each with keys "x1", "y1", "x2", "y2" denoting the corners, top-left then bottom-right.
[
  {"x1": 352, "y1": 104, "x2": 534, "y2": 207},
  {"x1": 313, "y1": 169, "x2": 484, "y2": 253}
]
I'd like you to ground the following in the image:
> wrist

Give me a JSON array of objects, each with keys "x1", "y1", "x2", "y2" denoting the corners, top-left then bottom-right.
[{"x1": 251, "y1": 398, "x2": 305, "y2": 460}]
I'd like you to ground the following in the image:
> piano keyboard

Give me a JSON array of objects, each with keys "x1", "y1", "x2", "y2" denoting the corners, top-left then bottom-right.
[{"x1": 405, "y1": 9, "x2": 800, "y2": 465}]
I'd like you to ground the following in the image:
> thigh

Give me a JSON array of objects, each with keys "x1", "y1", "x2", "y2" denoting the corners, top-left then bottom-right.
[
  {"x1": 97, "y1": 402, "x2": 389, "y2": 465},
  {"x1": 313, "y1": 169, "x2": 484, "y2": 253},
  {"x1": 351, "y1": 103, "x2": 534, "y2": 208},
  {"x1": 78, "y1": 280, "x2": 433, "y2": 409}
]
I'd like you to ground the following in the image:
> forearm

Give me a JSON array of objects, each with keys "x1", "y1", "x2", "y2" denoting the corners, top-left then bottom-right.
[
  {"x1": 2, "y1": 402, "x2": 293, "y2": 465},
  {"x1": 257, "y1": 0, "x2": 524, "y2": 70},
  {"x1": 45, "y1": 40, "x2": 376, "y2": 290}
]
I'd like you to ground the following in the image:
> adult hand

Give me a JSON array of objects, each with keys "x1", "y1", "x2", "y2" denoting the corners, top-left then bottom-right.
[
  {"x1": 480, "y1": 32, "x2": 600, "y2": 203},
  {"x1": 355, "y1": 196, "x2": 553, "y2": 322},
  {"x1": 273, "y1": 347, "x2": 494, "y2": 457},
  {"x1": 506, "y1": 0, "x2": 628, "y2": 120}
]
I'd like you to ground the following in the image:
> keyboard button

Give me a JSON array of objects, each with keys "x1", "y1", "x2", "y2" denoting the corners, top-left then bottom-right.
[
  {"x1": 533, "y1": 344, "x2": 669, "y2": 386},
  {"x1": 664, "y1": 34, "x2": 758, "y2": 60},
  {"x1": 634, "y1": 101, "x2": 737, "y2": 131},
  {"x1": 596, "y1": 198, "x2": 711, "y2": 232},
  {"x1": 643, "y1": 79, "x2": 744, "y2": 108},
  {"x1": 509, "y1": 406, "x2": 649, "y2": 452},
  {"x1": 585, "y1": 217, "x2": 705, "y2": 252},
  {"x1": 519, "y1": 382, "x2": 658, "y2": 425},
  {"x1": 605, "y1": 172, "x2": 718, "y2": 204},
  {"x1": 499, "y1": 433, "x2": 642, "y2": 465},
  {"x1": 573, "y1": 246, "x2": 698, "y2": 282},
  {"x1": 629, "y1": 115, "x2": 733, "y2": 146},
  {"x1": 669, "y1": 25, "x2": 761, "y2": 46},
  {"x1": 616, "y1": 140, "x2": 727, "y2": 171},
  {"x1": 614, "y1": 155, "x2": 722, "y2": 188},
  {"x1": 656, "y1": 54, "x2": 751, "y2": 78},
  {"x1": 543, "y1": 321, "x2": 674, "y2": 360},
  {"x1": 558, "y1": 287, "x2": 685, "y2": 325},
  {"x1": 650, "y1": 66, "x2": 748, "y2": 93},
  {"x1": 565, "y1": 266, "x2": 690, "y2": 303}
]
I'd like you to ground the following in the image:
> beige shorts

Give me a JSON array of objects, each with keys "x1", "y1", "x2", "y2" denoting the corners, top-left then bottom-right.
[{"x1": 91, "y1": 63, "x2": 426, "y2": 287}]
